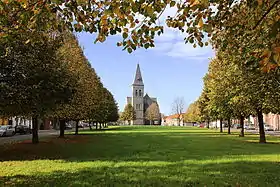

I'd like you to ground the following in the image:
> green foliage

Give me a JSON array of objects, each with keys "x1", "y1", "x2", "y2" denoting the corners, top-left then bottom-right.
[
  {"x1": 184, "y1": 101, "x2": 201, "y2": 122},
  {"x1": 2, "y1": 0, "x2": 279, "y2": 68},
  {"x1": 0, "y1": 31, "x2": 74, "y2": 118},
  {"x1": 198, "y1": 50, "x2": 280, "y2": 142},
  {"x1": 120, "y1": 104, "x2": 136, "y2": 124},
  {"x1": 145, "y1": 102, "x2": 161, "y2": 123}
]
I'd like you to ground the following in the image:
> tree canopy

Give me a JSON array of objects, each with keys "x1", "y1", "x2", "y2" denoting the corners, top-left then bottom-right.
[
  {"x1": 1, "y1": 0, "x2": 279, "y2": 68},
  {"x1": 145, "y1": 102, "x2": 161, "y2": 124},
  {"x1": 184, "y1": 101, "x2": 201, "y2": 123},
  {"x1": 120, "y1": 104, "x2": 136, "y2": 125},
  {"x1": 197, "y1": 49, "x2": 280, "y2": 143}
]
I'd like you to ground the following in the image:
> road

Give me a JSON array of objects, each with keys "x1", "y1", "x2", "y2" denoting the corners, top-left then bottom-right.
[
  {"x1": 0, "y1": 130, "x2": 62, "y2": 145},
  {"x1": 245, "y1": 129, "x2": 280, "y2": 136},
  {"x1": 220, "y1": 128, "x2": 280, "y2": 136}
]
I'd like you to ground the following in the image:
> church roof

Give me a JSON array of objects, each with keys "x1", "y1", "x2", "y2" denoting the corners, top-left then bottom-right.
[
  {"x1": 144, "y1": 93, "x2": 157, "y2": 103},
  {"x1": 133, "y1": 64, "x2": 144, "y2": 86}
]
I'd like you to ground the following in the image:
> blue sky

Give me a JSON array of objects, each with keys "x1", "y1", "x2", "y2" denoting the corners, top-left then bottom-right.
[
  {"x1": 77, "y1": 7, "x2": 214, "y2": 115},
  {"x1": 77, "y1": 31, "x2": 214, "y2": 115}
]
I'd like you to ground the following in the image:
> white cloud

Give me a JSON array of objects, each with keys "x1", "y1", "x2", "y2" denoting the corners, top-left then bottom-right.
[
  {"x1": 166, "y1": 42, "x2": 214, "y2": 59},
  {"x1": 149, "y1": 5, "x2": 214, "y2": 61}
]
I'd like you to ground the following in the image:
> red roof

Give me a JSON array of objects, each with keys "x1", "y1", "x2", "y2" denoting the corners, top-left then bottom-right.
[{"x1": 164, "y1": 113, "x2": 185, "y2": 119}]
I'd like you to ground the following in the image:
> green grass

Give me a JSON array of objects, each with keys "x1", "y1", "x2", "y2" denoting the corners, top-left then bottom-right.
[{"x1": 1, "y1": 126, "x2": 280, "y2": 187}]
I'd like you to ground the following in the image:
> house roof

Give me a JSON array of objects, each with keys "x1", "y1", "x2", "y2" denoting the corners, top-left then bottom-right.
[{"x1": 164, "y1": 113, "x2": 185, "y2": 119}]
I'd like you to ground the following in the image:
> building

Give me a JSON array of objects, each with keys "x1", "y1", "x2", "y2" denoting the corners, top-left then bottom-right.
[
  {"x1": 0, "y1": 116, "x2": 51, "y2": 130},
  {"x1": 126, "y1": 64, "x2": 159, "y2": 125},
  {"x1": 162, "y1": 114, "x2": 185, "y2": 126}
]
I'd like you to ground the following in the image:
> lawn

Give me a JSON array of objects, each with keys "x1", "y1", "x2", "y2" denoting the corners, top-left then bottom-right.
[{"x1": 1, "y1": 126, "x2": 280, "y2": 187}]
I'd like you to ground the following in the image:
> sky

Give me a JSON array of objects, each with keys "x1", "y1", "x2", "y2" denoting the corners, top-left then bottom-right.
[{"x1": 77, "y1": 7, "x2": 215, "y2": 115}]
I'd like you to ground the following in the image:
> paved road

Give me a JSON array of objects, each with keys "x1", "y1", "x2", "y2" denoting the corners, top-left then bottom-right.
[
  {"x1": 220, "y1": 128, "x2": 280, "y2": 136},
  {"x1": 0, "y1": 130, "x2": 62, "y2": 145},
  {"x1": 245, "y1": 129, "x2": 280, "y2": 136}
]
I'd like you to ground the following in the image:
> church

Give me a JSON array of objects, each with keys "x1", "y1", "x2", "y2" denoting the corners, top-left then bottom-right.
[{"x1": 126, "y1": 64, "x2": 159, "y2": 125}]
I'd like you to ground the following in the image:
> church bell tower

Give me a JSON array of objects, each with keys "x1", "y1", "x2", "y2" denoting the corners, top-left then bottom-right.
[{"x1": 132, "y1": 64, "x2": 144, "y2": 125}]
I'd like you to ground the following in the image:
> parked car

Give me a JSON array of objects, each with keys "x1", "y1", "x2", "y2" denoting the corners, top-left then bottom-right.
[
  {"x1": 78, "y1": 123, "x2": 84, "y2": 128},
  {"x1": 15, "y1": 125, "x2": 31, "y2": 134},
  {"x1": 65, "y1": 123, "x2": 72, "y2": 130},
  {"x1": 0, "y1": 125, "x2": 16, "y2": 137},
  {"x1": 264, "y1": 124, "x2": 274, "y2": 131},
  {"x1": 247, "y1": 125, "x2": 256, "y2": 130},
  {"x1": 233, "y1": 124, "x2": 241, "y2": 129},
  {"x1": 83, "y1": 123, "x2": 89, "y2": 127}
]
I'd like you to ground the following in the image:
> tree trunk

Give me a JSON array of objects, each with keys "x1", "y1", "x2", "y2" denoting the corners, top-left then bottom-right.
[
  {"x1": 59, "y1": 119, "x2": 66, "y2": 138},
  {"x1": 150, "y1": 120, "x2": 152, "y2": 125},
  {"x1": 240, "y1": 115, "x2": 245, "y2": 137},
  {"x1": 32, "y1": 116, "x2": 39, "y2": 144},
  {"x1": 75, "y1": 120, "x2": 79, "y2": 135},
  {"x1": 220, "y1": 118, "x2": 223, "y2": 133},
  {"x1": 99, "y1": 123, "x2": 102, "y2": 129},
  {"x1": 227, "y1": 118, "x2": 231, "y2": 134},
  {"x1": 207, "y1": 120, "x2": 210, "y2": 129},
  {"x1": 257, "y1": 109, "x2": 266, "y2": 143},
  {"x1": 89, "y1": 121, "x2": 92, "y2": 130},
  {"x1": 15, "y1": 117, "x2": 19, "y2": 128},
  {"x1": 95, "y1": 122, "x2": 98, "y2": 130}
]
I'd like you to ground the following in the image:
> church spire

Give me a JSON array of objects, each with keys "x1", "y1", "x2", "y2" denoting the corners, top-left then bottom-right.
[{"x1": 133, "y1": 63, "x2": 144, "y2": 85}]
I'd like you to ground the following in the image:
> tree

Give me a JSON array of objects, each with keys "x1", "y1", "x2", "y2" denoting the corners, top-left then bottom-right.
[
  {"x1": 197, "y1": 88, "x2": 211, "y2": 128},
  {"x1": 96, "y1": 87, "x2": 119, "y2": 128},
  {"x1": 49, "y1": 33, "x2": 105, "y2": 136},
  {"x1": 172, "y1": 97, "x2": 185, "y2": 125},
  {"x1": 145, "y1": 102, "x2": 161, "y2": 125},
  {"x1": 2, "y1": 1, "x2": 279, "y2": 67},
  {"x1": 120, "y1": 104, "x2": 136, "y2": 125},
  {"x1": 199, "y1": 49, "x2": 280, "y2": 143},
  {"x1": 184, "y1": 101, "x2": 201, "y2": 123},
  {"x1": 0, "y1": 31, "x2": 75, "y2": 143}
]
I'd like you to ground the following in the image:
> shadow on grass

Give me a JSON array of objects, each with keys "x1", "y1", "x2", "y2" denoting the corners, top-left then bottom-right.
[
  {"x1": 1, "y1": 128, "x2": 280, "y2": 162},
  {"x1": 1, "y1": 161, "x2": 280, "y2": 186}
]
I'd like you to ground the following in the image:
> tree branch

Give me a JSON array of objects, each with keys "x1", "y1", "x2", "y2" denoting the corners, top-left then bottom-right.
[{"x1": 252, "y1": 0, "x2": 280, "y2": 30}]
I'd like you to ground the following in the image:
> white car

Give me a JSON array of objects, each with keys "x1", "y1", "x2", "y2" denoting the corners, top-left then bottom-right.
[
  {"x1": 264, "y1": 124, "x2": 274, "y2": 131},
  {"x1": 0, "y1": 125, "x2": 16, "y2": 137}
]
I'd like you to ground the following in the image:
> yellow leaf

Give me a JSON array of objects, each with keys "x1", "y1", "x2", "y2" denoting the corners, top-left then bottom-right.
[
  {"x1": 273, "y1": 53, "x2": 280, "y2": 64},
  {"x1": 190, "y1": 0, "x2": 200, "y2": 7},
  {"x1": 273, "y1": 47, "x2": 280, "y2": 53},
  {"x1": 257, "y1": 0, "x2": 263, "y2": 6},
  {"x1": 262, "y1": 49, "x2": 271, "y2": 58},
  {"x1": 130, "y1": 22, "x2": 136, "y2": 28},
  {"x1": 198, "y1": 17, "x2": 203, "y2": 28}
]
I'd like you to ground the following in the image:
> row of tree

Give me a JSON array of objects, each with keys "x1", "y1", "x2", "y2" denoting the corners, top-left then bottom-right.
[
  {"x1": 182, "y1": 0, "x2": 280, "y2": 144},
  {"x1": 2, "y1": 0, "x2": 279, "y2": 143},
  {"x1": 1, "y1": 29, "x2": 119, "y2": 143},
  {"x1": 184, "y1": 51, "x2": 280, "y2": 143}
]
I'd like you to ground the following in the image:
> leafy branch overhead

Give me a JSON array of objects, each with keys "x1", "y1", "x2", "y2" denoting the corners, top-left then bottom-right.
[{"x1": 1, "y1": 0, "x2": 279, "y2": 67}]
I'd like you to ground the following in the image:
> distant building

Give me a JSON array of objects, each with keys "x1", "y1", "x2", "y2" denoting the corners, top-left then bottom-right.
[
  {"x1": 126, "y1": 64, "x2": 159, "y2": 125},
  {"x1": 0, "y1": 117, "x2": 51, "y2": 130},
  {"x1": 162, "y1": 113, "x2": 185, "y2": 126}
]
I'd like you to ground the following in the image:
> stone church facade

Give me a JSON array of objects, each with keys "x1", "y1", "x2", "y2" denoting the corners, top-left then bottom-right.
[{"x1": 127, "y1": 64, "x2": 159, "y2": 125}]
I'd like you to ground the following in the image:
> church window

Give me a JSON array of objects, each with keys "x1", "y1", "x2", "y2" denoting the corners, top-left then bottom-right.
[
  {"x1": 139, "y1": 90, "x2": 142, "y2": 96},
  {"x1": 135, "y1": 90, "x2": 138, "y2": 97}
]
